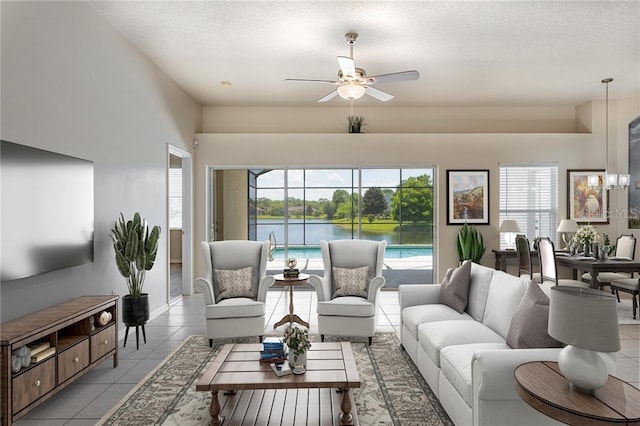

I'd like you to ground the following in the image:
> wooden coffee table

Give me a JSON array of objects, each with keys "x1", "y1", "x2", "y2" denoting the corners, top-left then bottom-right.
[{"x1": 196, "y1": 341, "x2": 360, "y2": 426}]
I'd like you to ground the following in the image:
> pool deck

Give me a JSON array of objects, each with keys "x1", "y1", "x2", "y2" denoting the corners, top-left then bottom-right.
[{"x1": 267, "y1": 256, "x2": 434, "y2": 288}]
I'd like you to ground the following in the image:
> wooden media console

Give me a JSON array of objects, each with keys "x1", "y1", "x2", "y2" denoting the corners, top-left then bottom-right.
[{"x1": 0, "y1": 296, "x2": 118, "y2": 425}]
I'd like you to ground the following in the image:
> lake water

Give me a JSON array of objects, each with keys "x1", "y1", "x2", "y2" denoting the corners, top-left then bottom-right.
[{"x1": 257, "y1": 218, "x2": 431, "y2": 245}]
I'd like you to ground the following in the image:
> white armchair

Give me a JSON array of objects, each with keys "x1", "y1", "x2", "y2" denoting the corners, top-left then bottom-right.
[
  {"x1": 309, "y1": 239, "x2": 386, "y2": 345},
  {"x1": 195, "y1": 240, "x2": 275, "y2": 347}
]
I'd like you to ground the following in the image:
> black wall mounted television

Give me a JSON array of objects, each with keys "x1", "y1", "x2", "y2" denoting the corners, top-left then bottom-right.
[{"x1": 1, "y1": 140, "x2": 94, "y2": 281}]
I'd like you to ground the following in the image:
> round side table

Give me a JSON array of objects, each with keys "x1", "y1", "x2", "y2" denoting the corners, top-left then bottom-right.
[
  {"x1": 272, "y1": 273, "x2": 310, "y2": 329},
  {"x1": 515, "y1": 361, "x2": 640, "y2": 425}
]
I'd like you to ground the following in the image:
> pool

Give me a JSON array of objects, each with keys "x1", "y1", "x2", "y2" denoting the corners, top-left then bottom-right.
[{"x1": 271, "y1": 245, "x2": 432, "y2": 259}]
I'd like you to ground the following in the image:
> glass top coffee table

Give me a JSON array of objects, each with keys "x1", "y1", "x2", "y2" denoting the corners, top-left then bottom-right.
[{"x1": 196, "y1": 341, "x2": 360, "y2": 425}]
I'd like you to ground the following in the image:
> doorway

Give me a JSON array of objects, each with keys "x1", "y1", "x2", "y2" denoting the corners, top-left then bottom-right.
[{"x1": 168, "y1": 145, "x2": 193, "y2": 303}]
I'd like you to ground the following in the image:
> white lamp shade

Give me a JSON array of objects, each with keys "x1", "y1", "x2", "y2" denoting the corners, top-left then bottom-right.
[
  {"x1": 499, "y1": 219, "x2": 521, "y2": 233},
  {"x1": 548, "y1": 286, "x2": 620, "y2": 352},
  {"x1": 556, "y1": 219, "x2": 578, "y2": 233},
  {"x1": 337, "y1": 83, "x2": 366, "y2": 100}
]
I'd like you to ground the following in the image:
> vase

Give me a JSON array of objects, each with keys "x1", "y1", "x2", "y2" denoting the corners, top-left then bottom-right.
[
  {"x1": 289, "y1": 349, "x2": 306, "y2": 369},
  {"x1": 583, "y1": 243, "x2": 591, "y2": 257}
]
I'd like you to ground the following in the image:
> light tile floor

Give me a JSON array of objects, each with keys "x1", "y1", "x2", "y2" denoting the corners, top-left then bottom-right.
[{"x1": 16, "y1": 290, "x2": 639, "y2": 425}]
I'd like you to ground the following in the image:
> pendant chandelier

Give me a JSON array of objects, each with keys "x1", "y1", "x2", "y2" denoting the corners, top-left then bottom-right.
[{"x1": 588, "y1": 78, "x2": 630, "y2": 190}]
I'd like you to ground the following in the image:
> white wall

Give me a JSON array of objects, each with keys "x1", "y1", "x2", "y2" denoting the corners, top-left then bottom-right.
[{"x1": 1, "y1": 2, "x2": 201, "y2": 321}]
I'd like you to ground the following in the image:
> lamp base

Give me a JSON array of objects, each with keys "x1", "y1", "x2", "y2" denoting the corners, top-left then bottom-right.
[{"x1": 558, "y1": 345, "x2": 608, "y2": 394}]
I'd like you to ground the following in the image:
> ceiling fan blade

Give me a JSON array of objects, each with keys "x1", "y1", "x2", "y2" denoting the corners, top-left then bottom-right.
[
  {"x1": 318, "y1": 90, "x2": 339, "y2": 103},
  {"x1": 285, "y1": 78, "x2": 337, "y2": 84},
  {"x1": 365, "y1": 86, "x2": 394, "y2": 102},
  {"x1": 337, "y1": 56, "x2": 356, "y2": 78},
  {"x1": 366, "y1": 70, "x2": 420, "y2": 84}
]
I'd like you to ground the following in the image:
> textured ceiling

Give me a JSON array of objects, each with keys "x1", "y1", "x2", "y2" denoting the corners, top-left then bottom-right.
[{"x1": 90, "y1": 1, "x2": 640, "y2": 108}]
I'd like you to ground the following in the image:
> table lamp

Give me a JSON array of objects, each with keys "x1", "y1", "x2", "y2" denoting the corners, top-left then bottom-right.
[
  {"x1": 500, "y1": 219, "x2": 521, "y2": 250},
  {"x1": 548, "y1": 286, "x2": 620, "y2": 394},
  {"x1": 556, "y1": 219, "x2": 578, "y2": 250}
]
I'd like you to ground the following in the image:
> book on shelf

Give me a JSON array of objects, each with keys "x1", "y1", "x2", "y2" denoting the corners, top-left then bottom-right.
[
  {"x1": 29, "y1": 342, "x2": 51, "y2": 356},
  {"x1": 270, "y1": 362, "x2": 292, "y2": 376},
  {"x1": 31, "y1": 347, "x2": 56, "y2": 362}
]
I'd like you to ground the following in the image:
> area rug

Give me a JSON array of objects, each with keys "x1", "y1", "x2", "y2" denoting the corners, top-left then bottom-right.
[{"x1": 100, "y1": 333, "x2": 453, "y2": 425}]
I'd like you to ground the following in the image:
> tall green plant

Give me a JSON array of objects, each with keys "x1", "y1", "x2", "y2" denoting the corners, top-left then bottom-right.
[
  {"x1": 456, "y1": 222, "x2": 485, "y2": 263},
  {"x1": 111, "y1": 212, "x2": 161, "y2": 297}
]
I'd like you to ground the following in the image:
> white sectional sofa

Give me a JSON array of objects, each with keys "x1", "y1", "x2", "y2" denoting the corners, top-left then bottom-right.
[{"x1": 399, "y1": 262, "x2": 565, "y2": 426}]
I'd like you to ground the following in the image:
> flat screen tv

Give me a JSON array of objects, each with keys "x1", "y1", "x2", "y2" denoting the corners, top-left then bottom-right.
[{"x1": 1, "y1": 140, "x2": 94, "y2": 281}]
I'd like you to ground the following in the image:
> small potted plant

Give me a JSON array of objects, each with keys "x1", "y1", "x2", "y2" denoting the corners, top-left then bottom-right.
[
  {"x1": 455, "y1": 222, "x2": 485, "y2": 264},
  {"x1": 283, "y1": 325, "x2": 311, "y2": 370},
  {"x1": 111, "y1": 212, "x2": 161, "y2": 330},
  {"x1": 347, "y1": 115, "x2": 365, "y2": 133}
]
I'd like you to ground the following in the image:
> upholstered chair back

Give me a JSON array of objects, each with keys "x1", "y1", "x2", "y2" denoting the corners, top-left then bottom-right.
[
  {"x1": 321, "y1": 239, "x2": 386, "y2": 296},
  {"x1": 204, "y1": 240, "x2": 268, "y2": 301},
  {"x1": 615, "y1": 235, "x2": 636, "y2": 258}
]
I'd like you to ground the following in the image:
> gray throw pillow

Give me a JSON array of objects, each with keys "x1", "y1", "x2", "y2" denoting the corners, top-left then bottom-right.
[
  {"x1": 332, "y1": 266, "x2": 370, "y2": 298},
  {"x1": 439, "y1": 260, "x2": 472, "y2": 313},
  {"x1": 506, "y1": 280, "x2": 563, "y2": 349},
  {"x1": 215, "y1": 266, "x2": 254, "y2": 302}
]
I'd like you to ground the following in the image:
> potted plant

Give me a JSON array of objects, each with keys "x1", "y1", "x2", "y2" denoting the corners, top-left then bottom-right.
[
  {"x1": 347, "y1": 115, "x2": 365, "y2": 133},
  {"x1": 283, "y1": 325, "x2": 311, "y2": 369},
  {"x1": 111, "y1": 212, "x2": 161, "y2": 328},
  {"x1": 456, "y1": 222, "x2": 485, "y2": 263}
]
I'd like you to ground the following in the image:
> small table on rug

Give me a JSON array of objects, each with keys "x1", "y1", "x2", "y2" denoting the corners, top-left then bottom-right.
[
  {"x1": 195, "y1": 342, "x2": 361, "y2": 426},
  {"x1": 273, "y1": 273, "x2": 310, "y2": 329},
  {"x1": 515, "y1": 361, "x2": 640, "y2": 425}
]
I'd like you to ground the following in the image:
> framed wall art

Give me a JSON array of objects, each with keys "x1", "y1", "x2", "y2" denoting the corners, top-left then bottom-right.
[
  {"x1": 567, "y1": 169, "x2": 608, "y2": 224},
  {"x1": 446, "y1": 169, "x2": 489, "y2": 225}
]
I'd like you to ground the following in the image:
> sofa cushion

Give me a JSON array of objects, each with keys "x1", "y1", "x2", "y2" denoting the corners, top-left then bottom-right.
[
  {"x1": 332, "y1": 266, "x2": 369, "y2": 298},
  {"x1": 440, "y1": 343, "x2": 510, "y2": 406},
  {"x1": 418, "y1": 320, "x2": 506, "y2": 368},
  {"x1": 440, "y1": 260, "x2": 472, "y2": 313},
  {"x1": 506, "y1": 281, "x2": 562, "y2": 349},
  {"x1": 481, "y1": 271, "x2": 528, "y2": 339},
  {"x1": 402, "y1": 304, "x2": 473, "y2": 340},
  {"x1": 206, "y1": 297, "x2": 265, "y2": 319},
  {"x1": 215, "y1": 267, "x2": 254, "y2": 302},
  {"x1": 317, "y1": 296, "x2": 375, "y2": 317},
  {"x1": 467, "y1": 263, "x2": 494, "y2": 322}
]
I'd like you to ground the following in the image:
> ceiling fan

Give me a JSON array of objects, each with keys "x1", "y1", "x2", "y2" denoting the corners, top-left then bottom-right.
[{"x1": 285, "y1": 33, "x2": 420, "y2": 103}]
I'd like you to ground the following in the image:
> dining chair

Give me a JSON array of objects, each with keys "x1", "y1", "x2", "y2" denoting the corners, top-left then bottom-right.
[
  {"x1": 538, "y1": 237, "x2": 590, "y2": 288},
  {"x1": 582, "y1": 234, "x2": 637, "y2": 291},
  {"x1": 515, "y1": 235, "x2": 541, "y2": 283},
  {"x1": 610, "y1": 277, "x2": 639, "y2": 319}
]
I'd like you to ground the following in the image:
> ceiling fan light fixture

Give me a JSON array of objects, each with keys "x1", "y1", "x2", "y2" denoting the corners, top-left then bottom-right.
[{"x1": 337, "y1": 83, "x2": 366, "y2": 100}]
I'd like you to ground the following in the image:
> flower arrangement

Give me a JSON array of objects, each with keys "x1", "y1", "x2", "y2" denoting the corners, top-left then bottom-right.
[
  {"x1": 283, "y1": 325, "x2": 311, "y2": 356},
  {"x1": 573, "y1": 224, "x2": 598, "y2": 246}
]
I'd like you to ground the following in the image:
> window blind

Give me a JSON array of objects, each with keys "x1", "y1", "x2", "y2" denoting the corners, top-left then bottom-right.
[{"x1": 499, "y1": 164, "x2": 558, "y2": 248}]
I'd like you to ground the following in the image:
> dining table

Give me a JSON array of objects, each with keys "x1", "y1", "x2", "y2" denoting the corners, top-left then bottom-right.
[{"x1": 554, "y1": 253, "x2": 640, "y2": 289}]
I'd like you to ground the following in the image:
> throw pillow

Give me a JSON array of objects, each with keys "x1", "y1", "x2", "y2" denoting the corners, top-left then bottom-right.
[
  {"x1": 332, "y1": 266, "x2": 370, "y2": 298},
  {"x1": 439, "y1": 260, "x2": 472, "y2": 313},
  {"x1": 215, "y1": 266, "x2": 254, "y2": 303},
  {"x1": 506, "y1": 280, "x2": 563, "y2": 349}
]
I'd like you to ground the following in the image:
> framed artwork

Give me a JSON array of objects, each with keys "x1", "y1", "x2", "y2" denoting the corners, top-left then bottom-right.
[
  {"x1": 446, "y1": 169, "x2": 490, "y2": 225},
  {"x1": 567, "y1": 169, "x2": 608, "y2": 224}
]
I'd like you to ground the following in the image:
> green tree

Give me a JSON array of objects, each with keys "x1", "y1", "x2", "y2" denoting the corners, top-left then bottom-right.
[
  {"x1": 363, "y1": 187, "x2": 387, "y2": 216},
  {"x1": 391, "y1": 175, "x2": 433, "y2": 223}
]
